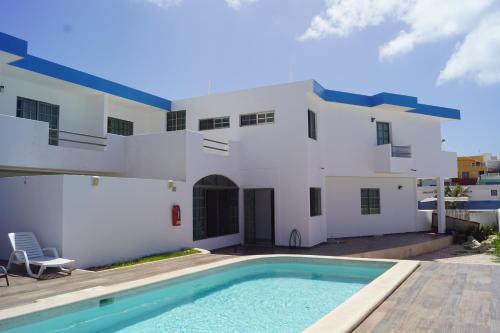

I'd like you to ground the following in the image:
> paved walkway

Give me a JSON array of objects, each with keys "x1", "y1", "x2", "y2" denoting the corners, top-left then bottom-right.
[{"x1": 356, "y1": 261, "x2": 500, "y2": 332}]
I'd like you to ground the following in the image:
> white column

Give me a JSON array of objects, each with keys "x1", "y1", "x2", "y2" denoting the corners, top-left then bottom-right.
[{"x1": 437, "y1": 177, "x2": 446, "y2": 233}]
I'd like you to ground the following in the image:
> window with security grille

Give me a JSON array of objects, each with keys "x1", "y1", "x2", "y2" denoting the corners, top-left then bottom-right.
[
  {"x1": 107, "y1": 117, "x2": 133, "y2": 136},
  {"x1": 240, "y1": 111, "x2": 275, "y2": 127},
  {"x1": 376, "y1": 122, "x2": 391, "y2": 145},
  {"x1": 17, "y1": 97, "x2": 59, "y2": 145},
  {"x1": 361, "y1": 188, "x2": 380, "y2": 215},
  {"x1": 199, "y1": 116, "x2": 230, "y2": 131},
  {"x1": 166, "y1": 110, "x2": 186, "y2": 131}
]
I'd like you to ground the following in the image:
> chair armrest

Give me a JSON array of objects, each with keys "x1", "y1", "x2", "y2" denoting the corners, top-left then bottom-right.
[
  {"x1": 42, "y1": 248, "x2": 59, "y2": 258},
  {"x1": 10, "y1": 250, "x2": 29, "y2": 263}
]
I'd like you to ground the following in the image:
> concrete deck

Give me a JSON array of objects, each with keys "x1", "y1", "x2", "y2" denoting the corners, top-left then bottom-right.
[{"x1": 214, "y1": 232, "x2": 453, "y2": 259}]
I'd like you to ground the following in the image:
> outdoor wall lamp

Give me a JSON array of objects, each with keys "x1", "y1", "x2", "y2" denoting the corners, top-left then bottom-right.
[
  {"x1": 168, "y1": 180, "x2": 176, "y2": 192},
  {"x1": 0, "y1": 85, "x2": 4, "y2": 93},
  {"x1": 91, "y1": 176, "x2": 100, "y2": 187},
  {"x1": 398, "y1": 185, "x2": 403, "y2": 190},
  {"x1": 371, "y1": 117, "x2": 376, "y2": 122}
]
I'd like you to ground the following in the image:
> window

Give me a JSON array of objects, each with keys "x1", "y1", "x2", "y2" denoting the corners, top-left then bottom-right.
[
  {"x1": 310, "y1": 188, "x2": 322, "y2": 216},
  {"x1": 361, "y1": 188, "x2": 380, "y2": 215},
  {"x1": 193, "y1": 175, "x2": 239, "y2": 241},
  {"x1": 492, "y1": 190, "x2": 498, "y2": 196},
  {"x1": 462, "y1": 172, "x2": 470, "y2": 179},
  {"x1": 167, "y1": 110, "x2": 186, "y2": 131},
  {"x1": 240, "y1": 111, "x2": 275, "y2": 127},
  {"x1": 107, "y1": 117, "x2": 133, "y2": 136},
  {"x1": 199, "y1": 116, "x2": 230, "y2": 131},
  {"x1": 308, "y1": 110, "x2": 317, "y2": 140},
  {"x1": 17, "y1": 97, "x2": 59, "y2": 145},
  {"x1": 376, "y1": 122, "x2": 391, "y2": 145}
]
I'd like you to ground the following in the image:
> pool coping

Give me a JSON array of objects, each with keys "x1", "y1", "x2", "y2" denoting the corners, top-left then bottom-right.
[{"x1": 0, "y1": 255, "x2": 419, "y2": 332}]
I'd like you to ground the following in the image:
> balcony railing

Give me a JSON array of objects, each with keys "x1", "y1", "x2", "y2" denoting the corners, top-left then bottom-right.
[
  {"x1": 48, "y1": 129, "x2": 107, "y2": 148},
  {"x1": 391, "y1": 145, "x2": 411, "y2": 158}
]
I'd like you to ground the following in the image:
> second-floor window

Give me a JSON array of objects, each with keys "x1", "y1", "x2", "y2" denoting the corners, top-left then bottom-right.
[
  {"x1": 376, "y1": 122, "x2": 391, "y2": 145},
  {"x1": 108, "y1": 117, "x2": 133, "y2": 136},
  {"x1": 167, "y1": 110, "x2": 186, "y2": 131},
  {"x1": 199, "y1": 116, "x2": 230, "y2": 131},
  {"x1": 308, "y1": 110, "x2": 317, "y2": 140},
  {"x1": 492, "y1": 190, "x2": 498, "y2": 196},
  {"x1": 240, "y1": 111, "x2": 275, "y2": 126},
  {"x1": 17, "y1": 97, "x2": 59, "y2": 146}
]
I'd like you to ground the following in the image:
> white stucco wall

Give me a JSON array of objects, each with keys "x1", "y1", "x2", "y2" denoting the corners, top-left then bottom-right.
[
  {"x1": 0, "y1": 71, "x2": 106, "y2": 137},
  {"x1": 463, "y1": 185, "x2": 500, "y2": 201},
  {"x1": 61, "y1": 175, "x2": 191, "y2": 268},
  {"x1": 0, "y1": 114, "x2": 126, "y2": 174},
  {"x1": 107, "y1": 97, "x2": 166, "y2": 135},
  {"x1": 0, "y1": 175, "x2": 64, "y2": 260},
  {"x1": 0, "y1": 175, "x2": 196, "y2": 268},
  {"x1": 417, "y1": 184, "x2": 500, "y2": 201},
  {"x1": 326, "y1": 177, "x2": 421, "y2": 238},
  {"x1": 174, "y1": 81, "x2": 315, "y2": 246},
  {"x1": 0, "y1": 73, "x2": 459, "y2": 251},
  {"x1": 314, "y1": 94, "x2": 456, "y2": 179},
  {"x1": 125, "y1": 131, "x2": 187, "y2": 181}
]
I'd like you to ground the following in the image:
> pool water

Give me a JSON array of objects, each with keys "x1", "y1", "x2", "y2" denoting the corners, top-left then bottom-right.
[{"x1": 1, "y1": 258, "x2": 393, "y2": 333}]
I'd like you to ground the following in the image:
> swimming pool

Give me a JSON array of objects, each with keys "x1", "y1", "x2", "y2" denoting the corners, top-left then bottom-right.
[{"x1": 0, "y1": 256, "x2": 418, "y2": 333}]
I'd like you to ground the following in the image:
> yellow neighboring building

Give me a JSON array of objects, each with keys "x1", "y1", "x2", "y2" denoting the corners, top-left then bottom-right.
[{"x1": 457, "y1": 155, "x2": 487, "y2": 179}]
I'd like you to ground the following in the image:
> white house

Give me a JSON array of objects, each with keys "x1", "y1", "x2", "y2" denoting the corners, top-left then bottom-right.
[{"x1": 0, "y1": 32, "x2": 460, "y2": 268}]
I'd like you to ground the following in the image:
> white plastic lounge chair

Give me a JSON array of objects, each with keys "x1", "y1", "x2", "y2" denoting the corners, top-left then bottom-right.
[{"x1": 7, "y1": 232, "x2": 74, "y2": 279}]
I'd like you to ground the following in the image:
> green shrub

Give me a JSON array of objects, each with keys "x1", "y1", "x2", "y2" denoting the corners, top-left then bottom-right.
[{"x1": 492, "y1": 233, "x2": 500, "y2": 258}]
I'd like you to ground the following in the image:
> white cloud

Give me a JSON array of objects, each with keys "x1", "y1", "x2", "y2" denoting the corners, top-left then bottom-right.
[
  {"x1": 437, "y1": 12, "x2": 500, "y2": 86},
  {"x1": 379, "y1": 0, "x2": 492, "y2": 60},
  {"x1": 138, "y1": 0, "x2": 182, "y2": 9},
  {"x1": 299, "y1": 0, "x2": 500, "y2": 85},
  {"x1": 299, "y1": 0, "x2": 409, "y2": 41},
  {"x1": 225, "y1": 0, "x2": 258, "y2": 10}
]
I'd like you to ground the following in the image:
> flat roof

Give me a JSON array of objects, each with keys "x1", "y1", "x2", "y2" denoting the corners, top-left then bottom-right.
[
  {"x1": 0, "y1": 32, "x2": 461, "y2": 120},
  {"x1": 313, "y1": 81, "x2": 461, "y2": 120},
  {"x1": 0, "y1": 32, "x2": 171, "y2": 111}
]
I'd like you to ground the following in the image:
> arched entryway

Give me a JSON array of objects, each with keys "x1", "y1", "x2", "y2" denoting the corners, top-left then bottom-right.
[{"x1": 193, "y1": 175, "x2": 239, "y2": 241}]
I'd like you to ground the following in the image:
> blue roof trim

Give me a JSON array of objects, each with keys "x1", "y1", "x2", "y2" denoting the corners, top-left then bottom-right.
[
  {"x1": 407, "y1": 103, "x2": 460, "y2": 120},
  {"x1": 0, "y1": 33, "x2": 171, "y2": 111},
  {"x1": 313, "y1": 80, "x2": 460, "y2": 120},
  {"x1": 419, "y1": 200, "x2": 500, "y2": 210},
  {"x1": 0, "y1": 32, "x2": 28, "y2": 58}
]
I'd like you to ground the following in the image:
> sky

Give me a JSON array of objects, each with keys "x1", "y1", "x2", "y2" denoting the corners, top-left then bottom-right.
[{"x1": 1, "y1": 0, "x2": 499, "y2": 155}]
